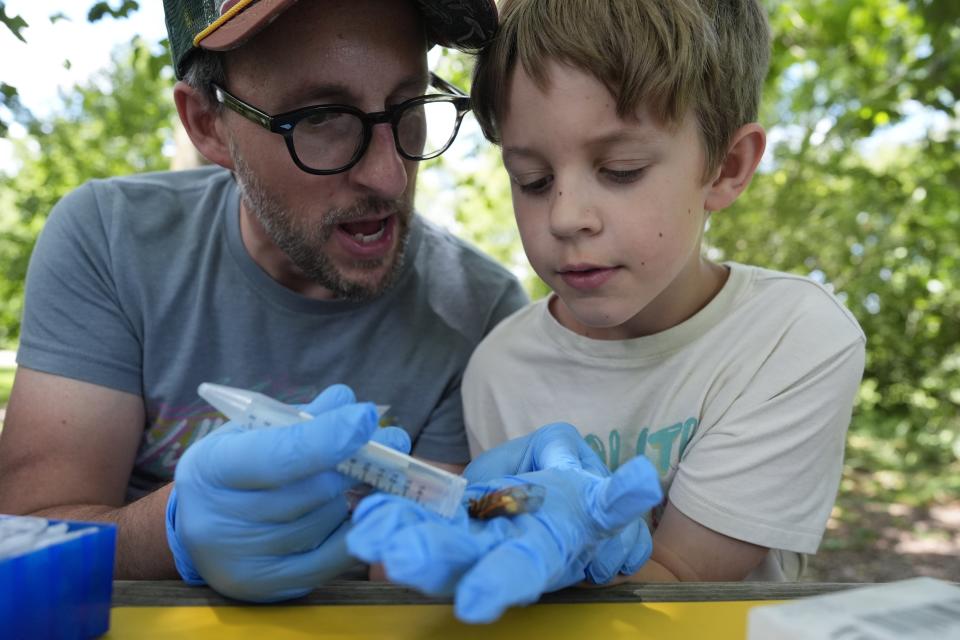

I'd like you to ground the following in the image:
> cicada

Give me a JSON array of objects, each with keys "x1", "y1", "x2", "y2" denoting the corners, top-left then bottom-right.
[{"x1": 467, "y1": 483, "x2": 546, "y2": 520}]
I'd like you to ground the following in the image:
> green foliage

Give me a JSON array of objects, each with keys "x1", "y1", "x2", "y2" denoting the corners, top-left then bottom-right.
[
  {"x1": 711, "y1": 0, "x2": 960, "y2": 482},
  {"x1": 87, "y1": 1, "x2": 140, "y2": 23},
  {"x1": 0, "y1": 2, "x2": 142, "y2": 137},
  {"x1": 0, "y1": 366, "x2": 13, "y2": 408},
  {"x1": 0, "y1": 3, "x2": 28, "y2": 42},
  {"x1": 0, "y1": 82, "x2": 27, "y2": 137},
  {"x1": 0, "y1": 4, "x2": 31, "y2": 136},
  {"x1": 0, "y1": 37, "x2": 175, "y2": 345}
]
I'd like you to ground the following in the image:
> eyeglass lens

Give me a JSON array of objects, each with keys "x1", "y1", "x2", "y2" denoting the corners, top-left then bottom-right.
[{"x1": 290, "y1": 100, "x2": 461, "y2": 171}]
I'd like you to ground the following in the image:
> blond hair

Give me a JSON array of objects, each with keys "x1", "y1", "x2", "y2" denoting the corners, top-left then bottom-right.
[{"x1": 471, "y1": 0, "x2": 770, "y2": 178}]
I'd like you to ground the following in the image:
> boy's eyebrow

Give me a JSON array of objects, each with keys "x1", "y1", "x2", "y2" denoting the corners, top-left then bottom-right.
[
  {"x1": 501, "y1": 147, "x2": 542, "y2": 164},
  {"x1": 502, "y1": 129, "x2": 662, "y2": 163},
  {"x1": 584, "y1": 129, "x2": 661, "y2": 150}
]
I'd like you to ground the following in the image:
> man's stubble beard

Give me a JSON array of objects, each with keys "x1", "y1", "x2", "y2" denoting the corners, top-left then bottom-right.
[{"x1": 231, "y1": 147, "x2": 413, "y2": 302}]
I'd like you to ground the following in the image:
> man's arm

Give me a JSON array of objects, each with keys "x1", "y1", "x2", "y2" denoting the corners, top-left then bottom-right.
[{"x1": 0, "y1": 368, "x2": 177, "y2": 578}]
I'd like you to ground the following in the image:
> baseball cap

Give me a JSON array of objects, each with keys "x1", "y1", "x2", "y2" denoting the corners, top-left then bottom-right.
[{"x1": 164, "y1": 0, "x2": 499, "y2": 79}]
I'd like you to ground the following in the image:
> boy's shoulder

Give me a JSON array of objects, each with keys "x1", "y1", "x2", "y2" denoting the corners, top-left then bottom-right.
[{"x1": 730, "y1": 262, "x2": 865, "y2": 344}]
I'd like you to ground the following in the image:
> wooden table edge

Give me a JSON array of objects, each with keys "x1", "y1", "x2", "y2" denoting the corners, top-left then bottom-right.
[{"x1": 111, "y1": 580, "x2": 891, "y2": 607}]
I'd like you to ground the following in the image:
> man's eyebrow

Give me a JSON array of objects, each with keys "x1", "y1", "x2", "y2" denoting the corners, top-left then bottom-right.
[
  {"x1": 275, "y1": 83, "x2": 355, "y2": 108},
  {"x1": 278, "y1": 74, "x2": 430, "y2": 109}
]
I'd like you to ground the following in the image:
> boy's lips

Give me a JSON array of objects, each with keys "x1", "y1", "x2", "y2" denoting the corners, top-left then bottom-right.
[{"x1": 557, "y1": 264, "x2": 620, "y2": 291}]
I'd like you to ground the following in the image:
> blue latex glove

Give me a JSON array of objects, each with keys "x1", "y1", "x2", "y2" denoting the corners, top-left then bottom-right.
[
  {"x1": 166, "y1": 384, "x2": 411, "y2": 602},
  {"x1": 347, "y1": 453, "x2": 662, "y2": 624},
  {"x1": 463, "y1": 422, "x2": 658, "y2": 585},
  {"x1": 583, "y1": 518, "x2": 654, "y2": 584},
  {"x1": 463, "y1": 422, "x2": 610, "y2": 480}
]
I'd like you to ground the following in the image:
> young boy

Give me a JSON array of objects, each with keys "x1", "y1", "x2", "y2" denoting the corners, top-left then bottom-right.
[{"x1": 462, "y1": 0, "x2": 866, "y2": 581}]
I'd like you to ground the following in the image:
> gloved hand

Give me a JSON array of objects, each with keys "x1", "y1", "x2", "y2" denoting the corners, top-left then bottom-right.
[
  {"x1": 463, "y1": 422, "x2": 658, "y2": 585},
  {"x1": 347, "y1": 452, "x2": 662, "y2": 623},
  {"x1": 463, "y1": 422, "x2": 609, "y2": 480},
  {"x1": 166, "y1": 384, "x2": 411, "y2": 602},
  {"x1": 583, "y1": 518, "x2": 655, "y2": 584}
]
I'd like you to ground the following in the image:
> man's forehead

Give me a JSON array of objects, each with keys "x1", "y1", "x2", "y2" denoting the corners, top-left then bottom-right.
[
  {"x1": 222, "y1": 0, "x2": 429, "y2": 101},
  {"x1": 234, "y1": 0, "x2": 428, "y2": 61}
]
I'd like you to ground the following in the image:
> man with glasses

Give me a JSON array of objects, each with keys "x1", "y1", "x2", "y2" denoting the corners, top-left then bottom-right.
[
  {"x1": 1, "y1": 0, "x2": 661, "y2": 614},
  {"x1": 0, "y1": 0, "x2": 528, "y2": 595}
]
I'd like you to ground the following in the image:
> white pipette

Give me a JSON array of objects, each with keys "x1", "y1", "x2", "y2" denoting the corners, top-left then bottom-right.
[{"x1": 197, "y1": 382, "x2": 466, "y2": 518}]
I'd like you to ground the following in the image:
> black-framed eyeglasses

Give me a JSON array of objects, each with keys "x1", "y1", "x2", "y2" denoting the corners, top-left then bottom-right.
[{"x1": 212, "y1": 73, "x2": 471, "y2": 175}]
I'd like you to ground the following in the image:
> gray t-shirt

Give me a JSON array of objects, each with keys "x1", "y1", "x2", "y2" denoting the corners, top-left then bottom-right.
[{"x1": 19, "y1": 166, "x2": 527, "y2": 500}]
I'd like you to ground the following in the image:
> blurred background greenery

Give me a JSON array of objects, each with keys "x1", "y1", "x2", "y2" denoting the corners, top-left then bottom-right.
[{"x1": 0, "y1": 0, "x2": 958, "y2": 578}]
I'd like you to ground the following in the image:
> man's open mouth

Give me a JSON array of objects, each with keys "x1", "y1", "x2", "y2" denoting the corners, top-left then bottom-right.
[{"x1": 339, "y1": 218, "x2": 388, "y2": 244}]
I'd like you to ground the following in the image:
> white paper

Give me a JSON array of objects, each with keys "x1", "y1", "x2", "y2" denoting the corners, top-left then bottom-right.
[{"x1": 748, "y1": 578, "x2": 960, "y2": 640}]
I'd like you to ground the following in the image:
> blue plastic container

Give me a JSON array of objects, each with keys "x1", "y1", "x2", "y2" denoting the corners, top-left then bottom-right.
[{"x1": 0, "y1": 518, "x2": 117, "y2": 640}]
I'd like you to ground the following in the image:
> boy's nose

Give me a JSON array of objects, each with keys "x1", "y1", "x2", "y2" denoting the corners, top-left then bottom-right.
[{"x1": 548, "y1": 187, "x2": 602, "y2": 238}]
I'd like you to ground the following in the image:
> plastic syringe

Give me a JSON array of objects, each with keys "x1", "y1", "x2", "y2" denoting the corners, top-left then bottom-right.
[{"x1": 197, "y1": 383, "x2": 467, "y2": 518}]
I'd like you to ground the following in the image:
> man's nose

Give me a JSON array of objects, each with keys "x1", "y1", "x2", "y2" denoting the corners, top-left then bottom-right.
[{"x1": 348, "y1": 123, "x2": 409, "y2": 199}]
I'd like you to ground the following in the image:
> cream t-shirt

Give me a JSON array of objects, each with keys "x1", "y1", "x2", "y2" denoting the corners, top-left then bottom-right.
[{"x1": 463, "y1": 263, "x2": 866, "y2": 580}]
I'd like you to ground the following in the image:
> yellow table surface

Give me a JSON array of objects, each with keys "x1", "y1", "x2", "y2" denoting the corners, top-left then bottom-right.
[{"x1": 107, "y1": 600, "x2": 777, "y2": 639}]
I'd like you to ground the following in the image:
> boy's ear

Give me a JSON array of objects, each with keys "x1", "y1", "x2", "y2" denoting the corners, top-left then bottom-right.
[
  {"x1": 173, "y1": 81, "x2": 235, "y2": 170},
  {"x1": 703, "y1": 123, "x2": 766, "y2": 212}
]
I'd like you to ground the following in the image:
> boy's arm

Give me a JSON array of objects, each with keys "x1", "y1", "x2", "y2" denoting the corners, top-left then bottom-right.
[
  {"x1": 626, "y1": 500, "x2": 767, "y2": 581},
  {"x1": 624, "y1": 328, "x2": 866, "y2": 583}
]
